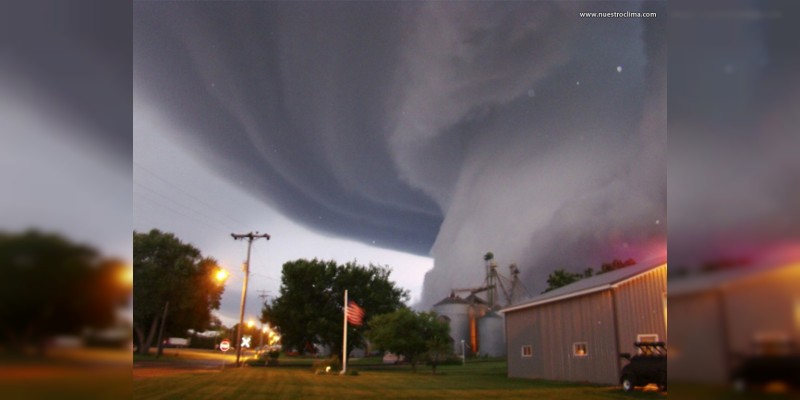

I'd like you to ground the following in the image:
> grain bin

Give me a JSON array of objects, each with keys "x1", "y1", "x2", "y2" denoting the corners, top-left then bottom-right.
[
  {"x1": 477, "y1": 310, "x2": 505, "y2": 357},
  {"x1": 433, "y1": 292, "x2": 471, "y2": 355}
]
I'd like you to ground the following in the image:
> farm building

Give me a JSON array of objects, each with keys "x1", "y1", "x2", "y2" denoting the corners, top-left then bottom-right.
[
  {"x1": 433, "y1": 293, "x2": 471, "y2": 356},
  {"x1": 668, "y1": 261, "x2": 800, "y2": 385},
  {"x1": 502, "y1": 260, "x2": 667, "y2": 384},
  {"x1": 433, "y1": 291, "x2": 507, "y2": 357}
]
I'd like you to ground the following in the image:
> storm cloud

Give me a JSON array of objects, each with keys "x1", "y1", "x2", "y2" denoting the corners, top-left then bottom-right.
[{"x1": 134, "y1": 1, "x2": 667, "y2": 308}]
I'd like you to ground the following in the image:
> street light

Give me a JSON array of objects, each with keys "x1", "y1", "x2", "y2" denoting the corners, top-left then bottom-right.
[
  {"x1": 215, "y1": 268, "x2": 229, "y2": 283},
  {"x1": 260, "y1": 325, "x2": 268, "y2": 350},
  {"x1": 156, "y1": 266, "x2": 227, "y2": 358}
]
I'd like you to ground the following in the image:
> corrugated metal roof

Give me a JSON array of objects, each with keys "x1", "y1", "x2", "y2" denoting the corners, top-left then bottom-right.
[
  {"x1": 668, "y1": 261, "x2": 799, "y2": 297},
  {"x1": 501, "y1": 257, "x2": 667, "y2": 313}
]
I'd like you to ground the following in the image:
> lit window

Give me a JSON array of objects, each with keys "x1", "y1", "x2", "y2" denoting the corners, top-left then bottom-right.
[
  {"x1": 521, "y1": 345, "x2": 532, "y2": 357},
  {"x1": 573, "y1": 342, "x2": 588, "y2": 357}
]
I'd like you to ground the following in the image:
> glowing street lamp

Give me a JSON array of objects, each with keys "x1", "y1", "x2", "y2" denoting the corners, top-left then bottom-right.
[
  {"x1": 260, "y1": 325, "x2": 269, "y2": 349},
  {"x1": 119, "y1": 264, "x2": 134, "y2": 287},
  {"x1": 215, "y1": 268, "x2": 229, "y2": 283},
  {"x1": 157, "y1": 266, "x2": 227, "y2": 358}
]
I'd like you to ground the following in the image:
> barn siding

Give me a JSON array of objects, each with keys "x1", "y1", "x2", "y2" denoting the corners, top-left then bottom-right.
[
  {"x1": 668, "y1": 291, "x2": 728, "y2": 383},
  {"x1": 668, "y1": 264, "x2": 800, "y2": 384},
  {"x1": 506, "y1": 307, "x2": 538, "y2": 379},
  {"x1": 506, "y1": 263, "x2": 668, "y2": 385},
  {"x1": 507, "y1": 291, "x2": 618, "y2": 384},
  {"x1": 614, "y1": 265, "x2": 668, "y2": 355},
  {"x1": 722, "y1": 266, "x2": 800, "y2": 354}
]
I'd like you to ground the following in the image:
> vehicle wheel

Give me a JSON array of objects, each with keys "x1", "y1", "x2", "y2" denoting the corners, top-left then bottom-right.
[{"x1": 621, "y1": 375, "x2": 635, "y2": 392}]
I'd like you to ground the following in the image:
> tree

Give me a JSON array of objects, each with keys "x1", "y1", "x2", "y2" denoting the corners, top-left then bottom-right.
[
  {"x1": 133, "y1": 229, "x2": 225, "y2": 355},
  {"x1": 423, "y1": 314, "x2": 453, "y2": 374},
  {"x1": 262, "y1": 259, "x2": 407, "y2": 360},
  {"x1": 0, "y1": 230, "x2": 131, "y2": 354},
  {"x1": 544, "y1": 259, "x2": 638, "y2": 293},
  {"x1": 366, "y1": 309, "x2": 451, "y2": 373},
  {"x1": 543, "y1": 269, "x2": 583, "y2": 293},
  {"x1": 600, "y1": 258, "x2": 637, "y2": 273}
]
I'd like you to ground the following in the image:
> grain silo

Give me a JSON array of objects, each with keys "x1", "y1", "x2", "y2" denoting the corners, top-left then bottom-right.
[
  {"x1": 477, "y1": 310, "x2": 506, "y2": 357},
  {"x1": 433, "y1": 292, "x2": 471, "y2": 356}
]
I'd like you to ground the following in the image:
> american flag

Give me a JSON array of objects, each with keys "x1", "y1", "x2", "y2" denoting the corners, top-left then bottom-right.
[{"x1": 346, "y1": 300, "x2": 365, "y2": 326}]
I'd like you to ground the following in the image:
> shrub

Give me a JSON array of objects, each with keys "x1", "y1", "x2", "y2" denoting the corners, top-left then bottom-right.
[{"x1": 426, "y1": 354, "x2": 462, "y2": 366}]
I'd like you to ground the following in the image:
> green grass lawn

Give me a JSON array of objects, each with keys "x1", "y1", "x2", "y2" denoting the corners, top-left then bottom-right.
[{"x1": 134, "y1": 360, "x2": 666, "y2": 400}]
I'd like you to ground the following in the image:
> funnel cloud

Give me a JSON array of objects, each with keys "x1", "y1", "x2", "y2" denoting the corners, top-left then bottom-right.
[{"x1": 134, "y1": 1, "x2": 666, "y2": 309}]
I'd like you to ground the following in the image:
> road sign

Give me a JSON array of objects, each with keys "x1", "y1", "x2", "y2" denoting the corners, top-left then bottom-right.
[{"x1": 220, "y1": 339, "x2": 231, "y2": 352}]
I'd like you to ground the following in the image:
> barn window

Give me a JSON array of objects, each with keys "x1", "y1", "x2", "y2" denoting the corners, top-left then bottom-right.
[
  {"x1": 573, "y1": 342, "x2": 588, "y2": 357},
  {"x1": 521, "y1": 345, "x2": 532, "y2": 357}
]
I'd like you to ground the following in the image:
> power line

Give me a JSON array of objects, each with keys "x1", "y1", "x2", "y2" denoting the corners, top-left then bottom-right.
[
  {"x1": 134, "y1": 191, "x2": 226, "y2": 234},
  {"x1": 134, "y1": 180, "x2": 238, "y2": 232},
  {"x1": 134, "y1": 161, "x2": 250, "y2": 228}
]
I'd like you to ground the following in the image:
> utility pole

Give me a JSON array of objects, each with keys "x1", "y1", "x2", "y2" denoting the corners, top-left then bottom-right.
[{"x1": 231, "y1": 231, "x2": 270, "y2": 366}]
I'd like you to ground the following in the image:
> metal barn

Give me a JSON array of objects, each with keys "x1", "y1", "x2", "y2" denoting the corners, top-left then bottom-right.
[
  {"x1": 668, "y1": 262, "x2": 800, "y2": 385},
  {"x1": 502, "y1": 261, "x2": 667, "y2": 384}
]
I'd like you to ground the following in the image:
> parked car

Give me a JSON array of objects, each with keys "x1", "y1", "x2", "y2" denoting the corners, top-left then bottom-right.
[
  {"x1": 730, "y1": 353, "x2": 800, "y2": 392},
  {"x1": 619, "y1": 341, "x2": 667, "y2": 392}
]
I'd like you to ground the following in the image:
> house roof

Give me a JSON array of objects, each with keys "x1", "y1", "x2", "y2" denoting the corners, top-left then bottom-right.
[{"x1": 501, "y1": 257, "x2": 667, "y2": 314}]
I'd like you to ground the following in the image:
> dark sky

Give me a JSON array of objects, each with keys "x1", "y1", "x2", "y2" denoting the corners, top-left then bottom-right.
[{"x1": 134, "y1": 1, "x2": 668, "y2": 308}]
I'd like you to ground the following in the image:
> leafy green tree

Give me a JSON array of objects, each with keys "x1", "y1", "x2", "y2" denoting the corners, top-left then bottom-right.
[
  {"x1": 544, "y1": 259, "x2": 638, "y2": 293},
  {"x1": 543, "y1": 269, "x2": 584, "y2": 293},
  {"x1": 366, "y1": 308, "x2": 451, "y2": 373},
  {"x1": 0, "y1": 230, "x2": 131, "y2": 354},
  {"x1": 262, "y1": 259, "x2": 407, "y2": 359},
  {"x1": 133, "y1": 229, "x2": 225, "y2": 355},
  {"x1": 424, "y1": 314, "x2": 453, "y2": 374}
]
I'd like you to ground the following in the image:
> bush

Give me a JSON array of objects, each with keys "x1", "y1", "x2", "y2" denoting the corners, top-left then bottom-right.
[{"x1": 426, "y1": 354, "x2": 462, "y2": 366}]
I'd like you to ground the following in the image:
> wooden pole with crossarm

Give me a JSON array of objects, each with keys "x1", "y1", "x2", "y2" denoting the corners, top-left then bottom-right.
[{"x1": 231, "y1": 231, "x2": 270, "y2": 366}]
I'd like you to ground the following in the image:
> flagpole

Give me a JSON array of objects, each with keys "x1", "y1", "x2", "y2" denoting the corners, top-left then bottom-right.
[{"x1": 342, "y1": 289, "x2": 348, "y2": 374}]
